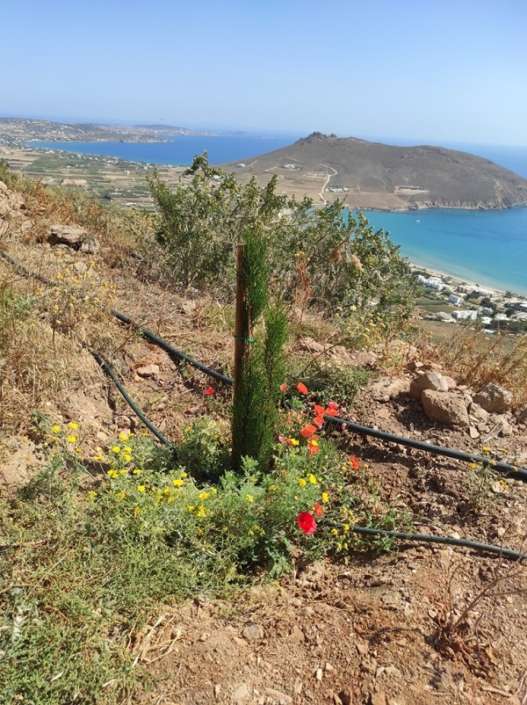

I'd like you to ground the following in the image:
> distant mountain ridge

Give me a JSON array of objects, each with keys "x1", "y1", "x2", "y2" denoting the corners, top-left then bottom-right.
[{"x1": 229, "y1": 132, "x2": 527, "y2": 210}]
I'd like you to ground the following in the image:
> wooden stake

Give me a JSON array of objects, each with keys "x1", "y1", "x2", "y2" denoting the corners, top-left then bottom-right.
[{"x1": 232, "y1": 243, "x2": 249, "y2": 470}]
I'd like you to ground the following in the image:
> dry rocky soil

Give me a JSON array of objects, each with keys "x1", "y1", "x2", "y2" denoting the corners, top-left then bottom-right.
[{"x1": 1, "y1": 181, "x2": 526, "y2": 705}]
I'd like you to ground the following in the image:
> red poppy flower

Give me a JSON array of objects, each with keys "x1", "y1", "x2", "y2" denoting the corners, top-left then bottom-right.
[
  {"x1": 296, "y1": 511, "x2": 317, "y2": 535},
  {"x1": 279, "y1": 383, "x2": 288, "y2": 393},
  {"x1": 300, "y1": 424, "x2": 317, "y2": 439},
  {"x1": 312, "y1": 501, "x2": 324, "y2": 517},
  {"x1": 296, "y1": 382, "x2": 309, "y2": 395},
  {"x1": 314, "y1": 404, "x2": 325, "y2": 417},
  {"x1": 325, "y1": 401, "x2": 339, "y2": 415},
  {"x1": 349, "y1": 455, "x2": 361, "y2": 471},
  {"x1": 203, "y1": 386, "x2": 215, "y2": 397},
  {"x1": 313, "y1": 415, "x2": 325, "y2": 429}
]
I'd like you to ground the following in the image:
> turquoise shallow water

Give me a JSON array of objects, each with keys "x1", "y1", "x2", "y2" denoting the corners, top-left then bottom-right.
[{"x1": 364, "y1": 207, "x2": 527, "y2": 295}]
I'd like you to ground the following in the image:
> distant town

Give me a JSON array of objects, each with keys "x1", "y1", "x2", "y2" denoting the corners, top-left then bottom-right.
[{"x1": 415, "y1": 269, "x2": 527, "y2": 334}]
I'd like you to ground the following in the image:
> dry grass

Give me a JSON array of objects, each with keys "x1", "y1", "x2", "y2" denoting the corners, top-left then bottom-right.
[{"x1": 420, "y1": 328, "x2": 527, "y2": 408}]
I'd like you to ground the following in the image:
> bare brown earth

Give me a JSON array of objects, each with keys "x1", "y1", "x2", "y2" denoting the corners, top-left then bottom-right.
[{"x1": 1, "y1": 184, "x2": 527, "y2": 705}]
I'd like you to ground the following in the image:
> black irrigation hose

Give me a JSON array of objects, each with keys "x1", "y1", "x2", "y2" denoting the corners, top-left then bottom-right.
[
  {"x1": 2, "y1": 248, "x2": 527, "y2": 483},
  {"x1": 111, "y1": 309, "x2": 232, "y2": 385},
  {"x1": 91, "y1": 351, "x2": 173, "y2": 448},
  {"x1": 2, "y1": 249, "x2": 527, "y2": 561},
  {"x1": 351, "y1": 526, "x2": 526, "y2": 562},
  {"x1": 324, "y1": 415, "x2": 527, "y2": 483}
]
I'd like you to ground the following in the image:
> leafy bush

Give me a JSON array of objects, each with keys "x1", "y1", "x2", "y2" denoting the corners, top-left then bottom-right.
[
  {"x1": 149, "y1": 156, "x2": 416, "y2": 332},
  {"x1": 0, "y1": 416, "x2": 409, "y2": 704}
]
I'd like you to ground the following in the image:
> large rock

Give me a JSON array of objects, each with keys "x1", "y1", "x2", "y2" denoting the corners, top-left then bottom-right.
[
  {"x1": 48, "y1": 224, "x2": 98, "y2": 253},
  {"x1": 473, "y1": 383, "x2": 513, "y2": 414},
  {"x1": 421, "y1": 390, "x2": 470, "y2": 427},
  {"x1": 409, "y1": 371, "x2": 451, "y2": 399}
]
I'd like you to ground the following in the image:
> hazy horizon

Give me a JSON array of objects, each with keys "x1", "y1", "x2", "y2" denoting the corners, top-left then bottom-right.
[{"x1": 1, "y1": 0, "x2": 526, "y2": 147}]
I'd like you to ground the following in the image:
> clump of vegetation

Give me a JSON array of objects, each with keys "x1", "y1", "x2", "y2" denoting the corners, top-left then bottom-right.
[
  {"x1": 149, "y1": 155, "x2": 417, "y2": 335},
  {"x1": 0, "y1": 416, "x2": 407, "y2": 704}
]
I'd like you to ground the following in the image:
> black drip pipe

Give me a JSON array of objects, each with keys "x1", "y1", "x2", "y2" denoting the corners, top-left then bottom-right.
[
  {"x1": 351, "y1": 526, "x2": 526, "y2": 562},
  {"x1": 91, "y1": 351, "x2": 173, "y2": 447}
]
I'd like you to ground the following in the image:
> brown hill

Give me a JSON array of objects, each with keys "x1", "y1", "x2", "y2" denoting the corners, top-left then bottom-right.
[{"x1": 229, "y1": 132, "x2": 527, "y2": 210}]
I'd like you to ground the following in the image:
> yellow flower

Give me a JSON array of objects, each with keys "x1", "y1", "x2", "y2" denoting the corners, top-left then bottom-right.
[
  {"x1": 308, "y1": 473, "x2": 318, "y2": 485},
  {"x1": 122, "y1": 453, "x2": 133, "y2": 464},
  {"x1": 132, "y1": 468, "x2": 143, "y2": 476},
  {"x1": 482, "y1": 446, "x2": 491, "y2": 454},
  {"x1": 51, "y1": 424, "x2": 62, "y2": 434},
  {"x1": 107, "y1": 469, "x2": 119, "y2": 479},
  {"x1": 66, "y1": 434, "x2": 78, "y2": 445},
  {"x1": 67, "y1": 421, "x2": 79, "y2": 431},
  {"x1": 186, "y1": 504, "x2": 195, "y2": 513},
  {"x1": 119, "y1": 431, "x2": 131, "y2": 442},
  {"x1": 331, "y1": 528, "x2": 339, "y2": 536},
  {"x1": 136, "y1": 484, "x2": 146, "y2": 493},
  {"x1": 198, "y1": 491, "x2": 210, "y2": 501},
  {"x1": 468, "y1": 462, "x2": 479, "y2": 471},
  {"x1": 172, "y1": 478, "x2": 184, "y2": 488},
  {"x1": 111, "y1": 445, "x2": 121, "y2": 454},
  {"x1": 123, "y1": 446, "x2": 132, "y2": 453},
  {"x1": 196, "y1": 505, "x2": 208, "y2": 518},
  {"x1": 245, "y1": 494, "x2": 254, "y2": 503},
  {"x1": 133, "y1": 505, "x2": 141, "y2": 517},
  {"x1": 115, "y1": 490, "x2": 127, "y2": 501},
  {"x1": 87, "y1": 490, "x2": 97, "y2": 502},
  {"x1": 93, "y1": 453, "x2": 105, "y2": 462},
  {"x1": 289, "y1": 438, "x2": 300, "y2": 447},
  {"x1": 298, "y1": 478, "x2": 307, "y2": 488},
  {"x1": 180, "y1": 471, "x2": 188, "y2": 479},
  {"x1": 119, "y1": 469, "x2": 128, "y2": 477},
  {"x1": 321, "y1": 491, "x2": 330, "y2": 504}
]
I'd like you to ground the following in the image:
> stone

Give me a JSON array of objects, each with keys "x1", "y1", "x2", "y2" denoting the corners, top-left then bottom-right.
[
  {"x1": 79, "y1": 237, "x2": 99, "y2": 254},
  {"x1": 491, "y1": 414, "x2": 513, "y2": 437},
  {"x1": 469, "y1": 403, "x2": 489, "y2": 423},
  {"x1": 264, "y1": 689, "x2": 293, "y2": 705},
  {"x1": 473, "y1": 383, "x2": 513, "y2": 414},
  {"x1": 371, "y1": 377, "x2": 410, "y2": 402},
  {"x1": 516, "y1": 407, "x2": 527, "y2": 425},
  {"x1": 136, "y1": 364, "x2": 160, "y2": 379},
  {"x1": 48, "y1": 223, "x2": 98, "y2": 254},
  {"x1": 232, "y1": 683, "x2": 252, "y2": 704},
  {"x1": 469, "y1": 426, "x2": 480, "y2": 439},
  {"x1": 409, "y1": 371, "x2": 450, "y2": 399},
  {"x1": 242, "y1": 623, "x2": 264, "y2": 641},
  {"x1": 421, "y1": 390, "x2": 470, "y2": 427},
  {"x1": 0, "y1": 437, "x2": 39, "y2": 489}
]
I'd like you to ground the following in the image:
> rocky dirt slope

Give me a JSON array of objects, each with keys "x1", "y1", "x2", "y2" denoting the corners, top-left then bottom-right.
[{"x1": 1, "y1": 180, "x2": 526, "y2": 705}]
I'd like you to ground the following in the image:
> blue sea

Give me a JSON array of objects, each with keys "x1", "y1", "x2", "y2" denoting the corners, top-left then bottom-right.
[
  {"x1": 30, "y1": 136, "x2": 527, "y2": 295},
  {"x1": 30, "y1": 135, "x2": 292, "y2": 166}
]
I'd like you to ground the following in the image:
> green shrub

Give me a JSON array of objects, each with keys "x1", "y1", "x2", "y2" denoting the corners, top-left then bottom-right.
[
  {"x1": 231, "y1": 227, "x2": 288, "y2": 472},
  {"x1": 149, "y1": 156, "x2": 416, "y2": 334}
]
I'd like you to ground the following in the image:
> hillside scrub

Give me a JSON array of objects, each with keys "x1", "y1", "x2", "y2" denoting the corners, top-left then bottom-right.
[
  {"x1": 0, "y1": 405, "x2": 405, "y2": 705},
  {"x1": 149, "y1": 155, "x2": 417, "y2": 333}
]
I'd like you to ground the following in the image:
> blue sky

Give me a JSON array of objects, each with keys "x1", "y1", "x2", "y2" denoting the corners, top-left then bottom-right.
[{"x1": 1, "y1": 0, "x2": 526, "y2": 145}]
